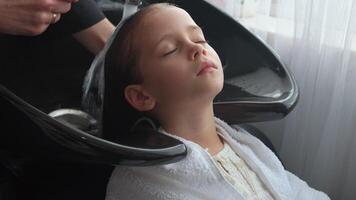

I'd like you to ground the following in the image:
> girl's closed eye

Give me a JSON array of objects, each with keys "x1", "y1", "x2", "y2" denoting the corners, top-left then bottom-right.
[
  {"x1": 163, "y1": 40, "x2": 208, "y2": 56},
  {"x1": 159, "y1": 41, "x2": 178, "y2": 57},
  {"x1": 161, "y1": 39, "x2": 208, "y2": 57},
  {"x1": 163, "y1": 47, "x2": 178, "y2": 56}
]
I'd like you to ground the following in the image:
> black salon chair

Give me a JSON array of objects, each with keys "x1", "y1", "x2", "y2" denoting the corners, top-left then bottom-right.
[{"x1": 0, "y1": 0, "x2": 298, "y2": 199}]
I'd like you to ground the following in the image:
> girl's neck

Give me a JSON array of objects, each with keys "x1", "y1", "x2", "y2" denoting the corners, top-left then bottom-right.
[{"x1": 158, "y1": 102, "x2": 224, "y2": 155}]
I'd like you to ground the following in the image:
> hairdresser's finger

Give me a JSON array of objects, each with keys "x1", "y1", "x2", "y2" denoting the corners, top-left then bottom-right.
[
  {"x1": 61, "y1": 0, "x2": 79, "y2": 3},
  {"x1": 30, "y1": 11, "x2": 50, "y2": 25},
  {"x1": 31, "y1": 11, "x2": 59, "y2": 25},
  {"x1": 50, "y1": 0, "x2": 72, "y2": 14},
  {"x1": 51, "y1": 13, "x2": 61, "y2": 24},
  {"x1": 26, "y1": 23, "x2": 50, "y2": 36}
]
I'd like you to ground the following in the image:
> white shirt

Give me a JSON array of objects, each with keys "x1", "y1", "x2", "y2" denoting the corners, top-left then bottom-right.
[{"x1": 212, "y1": 142, "x2": 274, "y2": 200}]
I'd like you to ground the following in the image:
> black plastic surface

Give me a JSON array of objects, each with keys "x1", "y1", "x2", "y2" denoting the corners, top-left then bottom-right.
[
  {"x1": 0, "y1": 0, "x2": 297, "y2": 166},
  {"x1": 0, "y1": 85, "x2": 187, "y2": 166}
]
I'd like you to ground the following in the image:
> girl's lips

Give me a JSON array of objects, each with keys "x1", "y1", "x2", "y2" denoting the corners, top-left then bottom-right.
[{"x1": 197, "y1": 61, "x2": 216, "y2": 76}]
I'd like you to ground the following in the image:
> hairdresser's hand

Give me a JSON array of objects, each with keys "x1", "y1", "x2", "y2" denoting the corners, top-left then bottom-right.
[{"x1": 0, "y1": 0, "x2": 79, "y2": 36}]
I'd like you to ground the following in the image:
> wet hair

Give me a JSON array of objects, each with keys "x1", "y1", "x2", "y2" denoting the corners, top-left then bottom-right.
[{"x1": 103, "y1": 3, "x2": 171, "y2": 142}]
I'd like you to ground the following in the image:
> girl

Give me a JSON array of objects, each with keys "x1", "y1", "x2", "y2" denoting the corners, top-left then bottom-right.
[{"x1": 104, "y1": 3, "x2": 329, "y2": 200}]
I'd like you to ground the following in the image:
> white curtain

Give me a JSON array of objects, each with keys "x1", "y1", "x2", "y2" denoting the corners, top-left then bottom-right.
[{"x1": 206, "y1": 0, "x2": 356, "y2": 199}]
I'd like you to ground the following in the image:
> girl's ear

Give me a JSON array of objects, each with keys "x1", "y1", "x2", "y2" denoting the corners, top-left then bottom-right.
[{"x1": 124, "y1": 85, "x2": 156, "y2": 111}]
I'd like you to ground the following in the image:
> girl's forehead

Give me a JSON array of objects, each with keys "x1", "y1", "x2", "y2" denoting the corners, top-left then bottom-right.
[
  {"x1": 132, "y1": 6, "x2": 199, "y2": 53},
  {"x1": 136, "y1": 7, "x2": 197, "y2": 43},
  {"x1": 140, "y1": 6, "x2": 196, "y2": 31}
]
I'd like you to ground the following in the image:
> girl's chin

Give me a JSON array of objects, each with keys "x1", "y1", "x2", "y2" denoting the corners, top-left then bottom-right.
[
  {"x1": 195, "y1": 86, "x2": 223, "y2": 101},
  {"x1": 205, "y1": 80, "x2": 224, "y2": 95}
]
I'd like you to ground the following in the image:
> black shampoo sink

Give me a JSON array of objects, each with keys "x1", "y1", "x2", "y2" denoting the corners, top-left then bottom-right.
[{"x1": 0, "y1": 0, "x2": 298, "y2": 166}]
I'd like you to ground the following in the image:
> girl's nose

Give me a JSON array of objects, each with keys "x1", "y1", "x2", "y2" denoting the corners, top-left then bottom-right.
[{"x1": 188, "y1": 42, "x2": 207, "y2": 61}]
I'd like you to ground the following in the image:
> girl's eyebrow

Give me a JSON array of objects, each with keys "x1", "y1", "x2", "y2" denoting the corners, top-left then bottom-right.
[{"x1": 155, "y1": 25, "x2": 203, "y2": 48}]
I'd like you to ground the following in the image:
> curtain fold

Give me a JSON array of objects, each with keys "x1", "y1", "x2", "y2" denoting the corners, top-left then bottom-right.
[{"x1": 206, "y1": 0, "x2": 356, "y2": 199}]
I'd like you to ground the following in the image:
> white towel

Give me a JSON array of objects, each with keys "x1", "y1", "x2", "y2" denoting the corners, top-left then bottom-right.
[{"x1": 105, "y1": 117, "x2": 330, "y2": 200}]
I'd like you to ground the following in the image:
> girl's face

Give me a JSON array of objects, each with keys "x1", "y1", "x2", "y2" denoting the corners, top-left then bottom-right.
[{"x1": 134, "y1": 6, "x2": 224, "y2": 109}]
